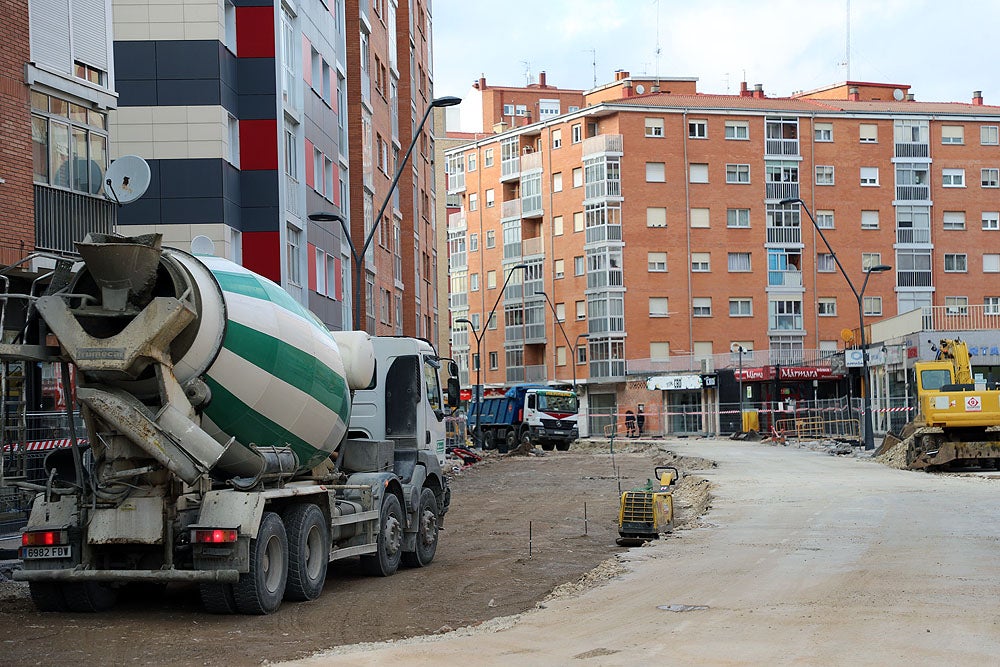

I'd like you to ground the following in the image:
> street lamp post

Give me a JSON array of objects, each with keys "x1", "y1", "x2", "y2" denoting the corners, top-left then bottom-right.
[
  {"x1": 455, "y1": 317, "x2": 483, "y2": 443},
  {"x1": 731, "y1": 344, "x2": 746, "y2": 432},
  {"x1": 780, "y1": 197, "x2": 891, "y2": 450},
  {"x1": 311, "y1": 95, "x2": 461, "y2": 331},
  {"x1": 533, "y1": 289, "x2": 583, "y2": 390}
]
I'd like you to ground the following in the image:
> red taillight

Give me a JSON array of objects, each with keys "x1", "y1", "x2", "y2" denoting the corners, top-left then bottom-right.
[
  {"x1": 22, "y1": 530, "x2": 68, "y2": 546},
  {"x1": 192, "y1": 528, "x2": 238, "y2": 544}
]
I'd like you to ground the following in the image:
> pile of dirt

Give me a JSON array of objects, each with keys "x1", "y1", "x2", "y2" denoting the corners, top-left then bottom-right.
[
  {"x1": 543, "y1": 556, "x2": 630, "y2": 601},
  {"x1": 874, "y1": 439, "x2": 910, "y2": 469},
  {"x1": 671, "y1": 476, "x2": 712, "y2": 528}
]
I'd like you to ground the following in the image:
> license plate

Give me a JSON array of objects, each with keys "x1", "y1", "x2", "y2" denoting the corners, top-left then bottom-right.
[
  {"x1": 553, "y1": 430, "x2": 565, "y2": 436},
  {"x1": 22, "y1": 546, "x2": 71, "y2": 559}
]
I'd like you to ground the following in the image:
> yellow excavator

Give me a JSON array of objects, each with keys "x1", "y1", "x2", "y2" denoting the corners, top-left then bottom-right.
[{"x1": 887, "y1": 339, "x2": 1000, "y2": 470}]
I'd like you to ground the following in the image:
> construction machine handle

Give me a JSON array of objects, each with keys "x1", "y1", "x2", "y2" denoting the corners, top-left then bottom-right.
[{"x1": 654, "y1": 466, "x2": 679, "y2": 489}]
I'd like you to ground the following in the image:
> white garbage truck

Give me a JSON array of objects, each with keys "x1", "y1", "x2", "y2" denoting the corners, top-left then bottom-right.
[{"x1": 4, "y1": 233, "x2": 459, "y2": 614}]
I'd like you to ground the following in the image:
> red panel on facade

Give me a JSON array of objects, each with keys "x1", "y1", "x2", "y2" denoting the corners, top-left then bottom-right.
[
  {"x1": 235, "y1": 6, "x2": 275, "y2": 58},
  {"x1": 332, "y1": 162, "x2": 340, "y2": 208},
  {"x1": 304, "y1": 139, "x2": 314, "y2": 188},
  {"x1": 239, "y1": 119, "x2": 278, "y2": 170},
  {"x1": 307, "y1": 243, "x2": 317, "y2": 291},
  {"x1": 302, "y1": 35, "x2": 312, "y2": 86},
  {"x1": 242, "y1": 231, "x2": 280, "y2": 283},
  {"x1": 333, "y1": 257, "x2": 342, "y2": 300}
]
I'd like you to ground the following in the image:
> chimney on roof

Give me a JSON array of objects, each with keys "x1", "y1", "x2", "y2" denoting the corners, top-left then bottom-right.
[
  {"x1": 848, "y1": 86, "x2": 860, "y2": 101},
  {"x1": 753, "y1": 83, "x2": 764, "y2": 99},
  {"x1": 493, "y1": 121, "x2": 507, "y2": 134},
  {"x1": 651, "y1": 83, "x2": 660, "y2": 93},
  {"x1": 614, "y1": 70, "x2": 630, "y2": 81},
  {"x1": 538, "y1": 71, "x2": 546, "y2": 87},
  {"x1": 478, "y1": 76, "x2": 487, "y2": 91},
  {"x1": 740, "y1": 81, "x2": 750, "y2": 97},
  {"x1": 906, "y1": 93, "x2": 914, "y2": 101},
  {"x1": 973, "y1": 90, "x2": 984, "y2": 106}
]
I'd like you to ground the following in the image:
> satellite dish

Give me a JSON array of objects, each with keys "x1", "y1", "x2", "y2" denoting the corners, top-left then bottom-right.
[
  {"x1": 191, "y1": 235, "x2": 217, "y2": 256},
  {"x1": 104, "y1": 155, "x2": 151, "y2": 205},
  {"x1": 892, "y1": 88, "x2": 904, "y2": 101},
  {"x1": 635, "y1": 84, "x2": 645, "y2": 94}
]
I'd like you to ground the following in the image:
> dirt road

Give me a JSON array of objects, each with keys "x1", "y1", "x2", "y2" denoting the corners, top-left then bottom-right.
[
  {"x1": 286, "y1": 440, "x2": 1000, "y2": 666},
  {"x1": 1, "y1": 441, "x2": 706, "y2": 666}
]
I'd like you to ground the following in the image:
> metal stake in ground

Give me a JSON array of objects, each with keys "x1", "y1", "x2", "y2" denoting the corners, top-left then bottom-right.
[{"x1": 529, "y1": 520, "x2": 533, "y2": 559}]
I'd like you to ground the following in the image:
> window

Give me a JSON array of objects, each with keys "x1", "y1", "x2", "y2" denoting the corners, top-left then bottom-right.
[
  {"x1": 572, "y1": 167, "x2": 583, "y2": 188},
  {"x1": 982, "y1": 125, "x2": 999, "y2": 146},
  {"x1": 692, "y1": 297, "x2": 712, "y2": 317},
  {"x1": 555, "y1": 303, "x2": 566, "y2": 322},
  {"x1": 554, "y1": 259, "x2": 565, "y2": 279},
  {"x1": 861, "y1": 253, "x2": 883, "y2": 270},
  {"x1": 942, "y1": 169, "x2": 965, "y2": 187},
  {"x1": 944, "y1": 253, "x2": 968, "y2": 272},
  {"x1": 818, "y1": 298, "x2": 837, "y2": 316},
  {"x1": 647, "y1": 207, "x2": 667, "y2": 228},
  {"x1": 859, "y1": 123, "x2": 878, "y2": 143},
  {"x1": 571, "y1": 124, "x2": 582, "y2": 143},
  {"x1": 729, "y1": 298, "x2": 752, "y2": 317},
  {"x1": 552, "y1": 129, "x2": 562, "y2": 149},
  {"x1": 467, "y1": 153, "x2": 476, "y2": 171},
  {"x1": 468, "y1": 193, "x2": 477, "y2": 211},
  {"x1": 727, "y1": 208, "x2": 750, "y2": 228},
  {"x1": 484, "y1": 148, "x2": 494, "y2": 167},
  {"x1": 553, "y1": 215, "x2": 564, "y2": 235},
  {"x1": 945, "y1": 296, "x2": 969, "y2": 316},
  {"x1": 691, "y1": 252, "x2": 710, "y2": 272},
  {"x1": 690, "y1": 208, "x2": 709, "y2": 228},
  {"x1": 816, "y1": 210, "x2": 834, "y2": 228},
  {"x1": 576, "y1": 300, "x2": 586, "y2": 320},
  {"x1": 502, "y1": 103, "x2": 514, "y2": 116},
  {"x1": 515, "y1": 104, "x2": 527, "y2": 116},
  {"x1": 815, "y1": 165, "x2": 835, "y2": 185},
  {"x1": 861, "y1": 210, "x2": 879, "y2": 230},
  {"x1": 983, "y1": 212, "x2": 999, "y2": 230},
  {"x1": 725, "y1": 121, "x2": 749, "y2": 140},
  {"x1": 573, "y1": 211, "x2": 584, "y2": 232},
  {"x1": 817, "y1": 253, "x2": 835, "y2": 272},
  {"x1": 646, "y1": 162, "x2": 665, "y2": 182},
  {"x1": 943, "y1": 211, "x2": 966, "y2": 230},
  {"x1": 982, "y1": 168, "x2": 999, "y2": 188},
  {"x1": 689, "y1": 163, "x2": 709, "y2": 183},
  {"x1": 649, "y1": 297, "x2": 669, "y2": 317},
  {"x1": 726, "y1": 164, "x2": 750, "y2": 184},
  {"x1": 645, "y1": 118, "x2": 664, "y2": 137},
  {"x1": 227, "y1": 114, "x2": 240, "y2": 167},
  {"x1": 485, "y1": 189, "x2": 495, "y2": 207},
  {"x1": 552, "y1": 172, "x2": 563, "y2": 192},
  {"x1": 689, "y1": 120, "x2": 707, "y2": 138},
  {"x1": 470, "y1": 233, "x2": 479, "y2": 251},
  {"x1": 985, "y1": 254, "x2": 1000, "y2": 273},
  {"x1": 860, "y1": 167, "x2": 879, "y2": 186},
  {"x1": 574, "y1": 256, "x2": 585, "y2": 275},
  {"x1": 486, "y1": 230, "x2": 496, "y2": 248},
  {"x1": 647, "y1": 342, "x2": 669, "y2": 360},
  {"x1": 31, "y1": 93, "x2": 110, "y2": 195},
  {"x1": 728, "y1": 252, "x2": 751, "y2": 272},
  {"x1": 648, "y1": 252, "x2": 667, "y2": 272},
  {"x1": 286, "y1": 226, "x2": 302, "y2": 285},
  {"x1": 470, "y1": 273, "x2": 479, "y2": 291},
  {"x1": 315, "y1": 248, "x2": 326, "y2": 295},
  {"x1": 941, "y1": 125, "x2": 964, "y2": 144},
  {"x1": 486, "y1": 270, "x2": 497, "y2": 289},
  {"x1": 814, "y1": 122, "x2": 833, "y2": 142},
  {"x1": 489, "y1": 351, "x2": 498, "y2": 369},
  {"x1": 985, "y1": 297, "x2": 1000, "y2": 314}
]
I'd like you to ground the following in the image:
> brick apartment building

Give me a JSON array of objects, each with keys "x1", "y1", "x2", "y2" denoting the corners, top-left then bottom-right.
[{"x1": 444, "y1": 73, "x2": 1000, "y2": 434}]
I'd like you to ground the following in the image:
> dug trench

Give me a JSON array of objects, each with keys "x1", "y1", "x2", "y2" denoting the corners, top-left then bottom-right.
[{"x1": 0, "y1": 441, "x2": 714, "y2": 666}]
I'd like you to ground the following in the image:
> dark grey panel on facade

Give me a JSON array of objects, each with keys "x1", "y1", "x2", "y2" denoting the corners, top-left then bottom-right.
[
  {"x1": 224, "y1": 198, "x2": 242, "y2": 229},
  {"x1": 223, "y1": 163, "x2": 241, "y2": 204},
  {"x1": 156, "y1": 41, "x2": 220, "y2": 80},
  {"x1": 240, "y1": 205, "x2": 280, "y2": 232},
  {"x1": 116, "y1": 198, "x2": 161, "y2": 226},
  {"x1": 238, "y1": 95, "x2": 277, "y2": 120},
  {"x1": 114, "y1": 42, "x2": 157, "y2": 80},
  {"x1": 156, "y1": 79, "x2": 222, "y2": 107},
  {"x1": 115, "y1": 80, "x2": 158, "y2": 107},
  {"x1": 159, "y1": 159, "x2": 224, "y2": 199},
  {"x1": 304, "y1": 94, "x2": 338, "y2": 149},
  {"x1": 240, "y1": 171, "x2": 278, "y2": 208},
  {"x1": 160, "y1": 197, "x2": 226, "y2": 224},
  {"x1": 220, "y1": 45, "x2": 239, "y2": 116},
  {"x1": 232, "y1": 0, "x2": 273, "y2": 5},
  {"x1": 237, "y1": 59, "x2": 276, "y2": 94},
  {"x1": 308, "y1": 293, "x2": 344, "y2": 331}
]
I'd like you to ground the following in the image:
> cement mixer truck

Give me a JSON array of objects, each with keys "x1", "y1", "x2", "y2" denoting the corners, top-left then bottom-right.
[{"x1": 3, "y1": 233, "x2": 459, "y2": 614}]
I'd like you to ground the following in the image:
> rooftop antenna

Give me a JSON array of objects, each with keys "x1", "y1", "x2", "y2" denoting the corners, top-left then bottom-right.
[
  {"x1": 653, "y1": 0, "x2": 662, "y2": 83},
  {"x1": 520, "y1": 60, "x2": 532, "y2": 86},
  {"x1": 586, "y1": 48, "x2": 597, "y2": 87},
  {"x1": 837, "y1": 0, "x2": 852, "y2": 79}
]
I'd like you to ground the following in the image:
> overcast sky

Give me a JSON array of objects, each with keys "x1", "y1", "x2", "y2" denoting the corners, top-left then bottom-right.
[{"x1": 432, "y1": 0, "x2": 999, "y2": 105}]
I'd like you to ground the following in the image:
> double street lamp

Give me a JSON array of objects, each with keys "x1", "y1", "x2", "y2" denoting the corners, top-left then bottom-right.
[
  {"x1": 310, "y1": 95, "x2": 461, "y2": 331},
  {"x1": 534, "y1": 290, "x2": 587, "y2": 391},
  {"x1": 731, "y1": 343, "x2": 747, "y2": 432},
  {"x1": 780, "y1": 197, "x2": 891, "y2": 450}
]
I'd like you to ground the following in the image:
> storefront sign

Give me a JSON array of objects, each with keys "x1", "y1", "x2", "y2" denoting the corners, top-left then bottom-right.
[
  {"x1": 647, "y1": 375, "x2": 703, "y2": 391},
  {"x1": 701, "y1": 374, "x2": 718, "y2": 388},
  {"x1": 734, "y1": 366, "x2": 841, "y2": 381}
]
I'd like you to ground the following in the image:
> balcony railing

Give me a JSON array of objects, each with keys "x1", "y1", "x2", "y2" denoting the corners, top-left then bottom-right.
[
  {"x1": 769, "y1": 315, "x2": 804, "y2": 332},
  {"x1": 501, "y1": 156, "x2": 520, "y2": 181},
  {"x1": 627, "y1": 348, "x2": 841, "y2": 375},
  {"x1": 895, "y1": 185, "x2": 930, "y2": 202},
  {"x1": 35, "y1": 185, "x2": 115, "y2": 254},
  {"x1": 584, "y1": 179, "x2": 622, "y2": 201},
  {"x1": 897, "y1": 270, "x2": 933, "y2": 287},
  {"x1": 586, "y1": 269, "x2": 624, "y2": 290},
  {"x1": 524, "y1": 364, "x2": 547, "y2": 383},
  {"x1": 447, "y1": 171, "x2": 465, "y2": 193},
  {"x1": 894, "y1": 142, "x2": 929, "y2": 158},
  {"x1": 520, "y1": 151, "x2": 542, "y2": 172},
  {"x1": 765, "y1": 226, "x2": 801, "y2": 245},
  {"x1": 765, "y1": 138, "x2": 799, "y2": 156},
  {"x1": 447, "y1": 211, "x2": 467, "y2": 231},
  {"x1": 585, "y1": 223, "x2": 622, "y2": 245},
  {"x1": 896, "y1": 227, "x2": 931, "y2": 244},
  {"x1": 285, "y1": 174, "x2": 301, "y2": 218},
  {"x1": 506, "y1": 366, "x2": 526, "y2": 384},
  {"x1": 765, "y1": 181, "x2": 799, "y2": 201},
  {"x1": 582, "y1": 134, "x2": 623, "y2": 157},
  {"x1": 449, "y1": 292, "x2": 468, "y2": 309},
  {"x1": 767, "y1": 269, "x2": 802, "y2": 287},
  {"x1": 522, "y1": 236, "x2": 544, "y2": 257},
  {"x1": 922, "y1": 304, "x2": 1000, "y2": 332},
  {"x1": 501, "y1": 199, "x2": 521, "y2": 220},
  {"x1": 589, "y1": 359, "x2": 626, "y2": 381},
  {"x1": 521, "y1": 194, "x2": 543, "y2": 218}
]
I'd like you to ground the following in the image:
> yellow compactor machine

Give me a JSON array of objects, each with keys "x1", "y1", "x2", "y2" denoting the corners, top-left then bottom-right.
[{"x1": 616, "y1": 466, "x2": 678, "y2": 546}]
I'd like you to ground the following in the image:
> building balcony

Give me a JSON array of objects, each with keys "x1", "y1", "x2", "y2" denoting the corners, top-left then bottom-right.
[
  {"x1": 503, "y1": 240, "x2": 522, "y2": 261},
  {"x1": 898, "y1": 269, "x2": 933, "y2": 287},
  {"x1": 589, "y1": 359, "x2": 626, "y2": 382},
  {"x1": 895, "y1": 185, "x2": 930, "y2": 202},
  {"x1": 765, "y1": 138, "x2": 799, "y2": 156},
  {"x1": 449, "y1": 292, "x2": 468, "y2": 310},
  {"x1": 501, "y1": 157, "x2": 520, "y2": 182},
  {"x1": 582, "y1": 134, "x2": 623, "y2": 157},
  {"x1": 586, "y1": 270, "x2": 624, "y2": 290},
  {"x1": 447, "y1": 211, "x2": 467, "y2": 231},
  {"x1": 922, "y1": 304, "x2": 1000, "y2": 332},
  {"x1": 520, "y1": 151, "x2": 542, "y2": 173},
  {"x1": 768, "y1": 316, "x2": 804, "y2": 333},
  {"x1": 765, "y1": 225, "x2": 801, "y2": 245},
  {"x1": 449, "y1": 252, "x2": 467, "y2": 272},
  {"x1": 767, "y1": 269, "x2": 803, "y2": 288},
  {"x1": 524, "y1": 323, "x2": 546, "y2": 344},
  {"x1": 584, "y1": 222, "x2": 622, "y2": 245},
  {"x1": 35, "y1": 185, "x2": 115, "y2": 254},
  {"x1": 447, "y1": 172, "x2": 465, "y2": 193},
  {"x1": 765, "y1": 181, "x2": 799, "y2": 201},
  {"x1": 894, "y1": 142, "x2": 930, "y2": 159},
  {"x1": 896, "y1": 227, "x2": 930, "y2": 244},
  {"x1": 521, "y1": 194, "x2": 543, "y2": 218},
  {"x1": 584, "y1": 179, "x2": 622, "y2": 201},
  {"x1": 506, "y1": 366, "x2": 526, "y2": 384},
  {"x1": 522, "y1": 236, "x2": 544, "y2": 258},
  {"x1": 501, "y1": 199, "x2": 521, "y2": 220}
]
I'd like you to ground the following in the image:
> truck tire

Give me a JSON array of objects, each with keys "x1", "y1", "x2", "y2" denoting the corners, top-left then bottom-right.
[
  {"x1": 28, "y1": 582, "x2": 69, "y2": 612},
  {"x1": 402, "y1": 488, "x2": 439, "y2": 568},
  {"x1": 63, "y1": 582, "x2": 118, "y2": 612},
  {"x1": 199, "y1": 583, "x2": 238, "y2": 614},
  {"x1": 283, "y1": 503, "x2": 329, "y2": 601},
  {"x1": 555, "y1": 441, "x2": 571, "y2": 451},
  {"x1": 361, "y1": 493, "x2": 403, "y2": 577},
  {"x1": 541, "y1": 442, "x2": 555, "y2": 451},
  {"x1": 233, "y1": 511, "x2": 288, "y2": 615}
]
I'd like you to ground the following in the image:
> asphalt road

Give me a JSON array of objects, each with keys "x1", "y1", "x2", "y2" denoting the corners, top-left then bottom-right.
[{"x1": 285, "y1": 440, "x2": 1000, "y2": 666}]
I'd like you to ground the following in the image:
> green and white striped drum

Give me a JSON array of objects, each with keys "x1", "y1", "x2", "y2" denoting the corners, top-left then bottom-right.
[{"x1": 167, "y1": 251, "x2": 351, "y2": 472}]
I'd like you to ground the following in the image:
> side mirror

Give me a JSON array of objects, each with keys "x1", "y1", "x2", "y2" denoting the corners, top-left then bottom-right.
[
  {"x1": 448, "y1": 360, "x2": 459, "y2": 378},
  {"x1": 447, "y1": 377, "x2": 461, "y2": 409}
]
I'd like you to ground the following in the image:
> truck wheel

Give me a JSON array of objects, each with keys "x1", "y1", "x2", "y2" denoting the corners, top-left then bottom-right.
[
  {"x1": 283, "y1": 503, "x2": 329, "y2": 601},
  {"x1": 541, "y1": 442, "x2": 555, "y2": 451},
  {"x1": 199, "y1": 583, "x2": 238, "y2": 614},
  {"x1": 63, "y1": 582, "x2": 118, "y2": 612},
  {"x1": 361, "y1": 493, "x2": 403, "y2": 577},
  {"x1": 233, "y1": 511, "x2": 288, "y2": 615},
  {"x1": 555, "y1": 442, "x2": 571, "y2": 451},
  {"x1": 402, "y1": 488, "x2": 439, "y2": 568},
  {"x1": 28, "y1": 582, "x2": 69, "y2": 612}
]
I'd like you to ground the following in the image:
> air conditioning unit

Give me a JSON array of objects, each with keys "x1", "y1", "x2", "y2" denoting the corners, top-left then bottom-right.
[{"x1": 700, "y1": 357, "x2": 714, "y2": 373}]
